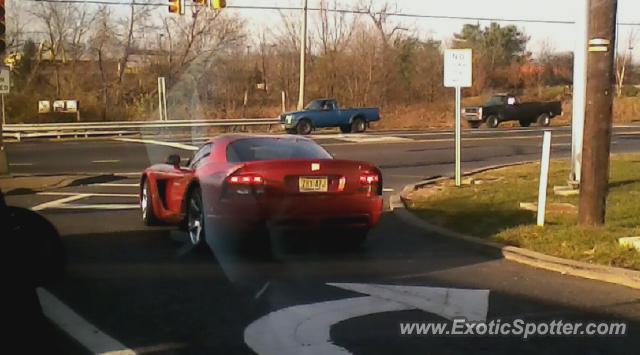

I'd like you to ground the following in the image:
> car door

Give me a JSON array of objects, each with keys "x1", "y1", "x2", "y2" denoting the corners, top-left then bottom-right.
[
  {"x1": 312, "y1": 100, "x2": 333, "y2": 128},
  {"x1": 165, "y1": 143, "x2": 212, "y2": 215},
  {"x1": 502, "y1": 96, "x2": 519, "y2": 120},
  {"x1": 326, "y1": 100, "x2": 343, "y2": 126}
]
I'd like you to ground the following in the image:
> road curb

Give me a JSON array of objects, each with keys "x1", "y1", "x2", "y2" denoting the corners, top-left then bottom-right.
[{"x1": 392, "y1": 163, "x2": 640, "y2": 291}]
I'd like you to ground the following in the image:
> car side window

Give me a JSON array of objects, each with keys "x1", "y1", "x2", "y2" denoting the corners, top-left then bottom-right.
[{"x1": 189, "y1": 143, "x2": 212, "y2": 169}]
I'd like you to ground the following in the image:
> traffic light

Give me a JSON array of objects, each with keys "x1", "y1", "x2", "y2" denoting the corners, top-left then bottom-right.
[
  {"x1": 211, "y1": 0, "x2": 226, "y2": 10},
  {"x1": 0, "y1": 0, "x2": 6, "y2": 54},
  {"x1": 168, "y1": 0, "x2": 186, "y2": 15}
]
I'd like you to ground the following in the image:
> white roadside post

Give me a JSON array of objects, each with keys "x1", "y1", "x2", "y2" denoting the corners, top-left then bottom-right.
[
  {"x1": 157, "y1": 77, "x2": 168, "y2": 121},
  {"x1": 537, "y1": 131, "x2": 552, "y2": 226},
  {"x1": 571, "y1": 0, "x2": 589, "y2": 186},
  {"x1": 157, "y1": 77, "x2": 163, "y2": 121},
  {"x1": 0, "y1": 67, "x2": 10, "y2": 175},
  {"x1": 444, "y1": 49, "x2": 473, "y2": 187},
  {"x1": 162, "y1": 77, "x2": 168, "y2": 121},
  {"x1": 0, "y1": 67, "x2": 9, "y2": 125}
]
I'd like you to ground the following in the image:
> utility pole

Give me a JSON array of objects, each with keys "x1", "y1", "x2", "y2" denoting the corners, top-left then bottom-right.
[
  {"x1": 578, "y1": 0, "x2": 618, "y2": 227},
  {"x1": 297, "y1": 0, "x2": 308, "y2": 110}
]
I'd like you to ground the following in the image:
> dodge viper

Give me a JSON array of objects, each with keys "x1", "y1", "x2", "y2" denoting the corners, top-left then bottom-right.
[{"x1": 139, "y1": 134, "x2": 383, "y2": 247}]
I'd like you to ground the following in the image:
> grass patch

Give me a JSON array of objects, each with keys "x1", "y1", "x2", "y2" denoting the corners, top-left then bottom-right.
[{"x1": 406, "y1": 154, "x2": 640, "y2": 270}]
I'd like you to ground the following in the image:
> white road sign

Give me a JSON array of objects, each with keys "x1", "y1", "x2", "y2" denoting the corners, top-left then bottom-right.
[
  {"x1": 0, "y1": 68, "x2": 10, "y2": 94},
  {"x1": 39, "y1": 100, "x2": 51, "y2": 114},
  {"x1": 444, "y1": 49, "x2": 472, "y2": 88}
]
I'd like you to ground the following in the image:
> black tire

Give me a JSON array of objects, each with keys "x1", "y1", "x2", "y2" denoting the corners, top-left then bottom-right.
[
  {"x1": 296, "y1": 119, "x2": 313, "y2": 135},
  {"x1": 537, "y1": 113, "x2": 551, "y2": 127},
  {"x1": 350, "y1": 117, "x2": 366, "y2": 133},
  {"x1": 486, "y1": 115, "x2": 500, "y2": 129},
  {"x1": 519, "y1": 119, "x2": 531, "y2": 127},
  {"x1": 141, "y1": 179, "x2": 159, "y2": 226},
  {"x1": 468, "y1": 121, "x2": 481, "y2": 129},
  {"x1": 339, "y1": 125, "x2": 351, "y2": 133},
  {"x1": 186, "y1": 186, "x2": 206, "y2": 248}
]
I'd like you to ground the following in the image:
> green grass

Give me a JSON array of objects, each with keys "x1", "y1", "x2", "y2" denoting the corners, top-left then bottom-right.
[{"x1": 406, "y1": 154, "x2": 640, "y2": 270}]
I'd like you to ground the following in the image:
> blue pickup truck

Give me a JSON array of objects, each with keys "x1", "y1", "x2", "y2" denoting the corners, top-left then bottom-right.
[{"x1": 280, "y1": 99, "x2": 380, "y2": 135}]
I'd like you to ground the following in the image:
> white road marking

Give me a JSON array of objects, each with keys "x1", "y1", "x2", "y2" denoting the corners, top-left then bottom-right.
[
  {"x1": 9, "y1": 162, "x2": 34, "y2": 166},
  {"x1": 32, "y1": 194, "x2": 90, "y2": 211},
  {"x1": 244, "y1": 283, "x2": 489, "y2": 355},
  {"x1": 322, "y1": 133, "x2": 575, "y2": 146},
  {"x1": 96, "y1": 183, "x2": 139, "y2": 187},
  {"x1": 245, "y1": 296, "x2": 408, "y2": 355},
  {"x1": 39, "y1": 192, "x2": 138, "y2": 198},
  {"x1": 92, "y1": 160, "x2": 120, "y2": 164},
  {"x1": 114, "y1": 137, "x2": 198, "y2": 151},
  {"x1": 37, "y1": 288, "x2": 135, "y2": 355},
  {"x1": 341, "y1": 136, "x2": 413, "y2": 143},
  {"x1": 254, "y1": 282, "x2": 271, "y2": 300},
  {"x1": 329, "y1": 283, "x2": 489, "y2": 321},
  {"x1": 56, "y1": 203, "x2": 139, "y2": 210}
]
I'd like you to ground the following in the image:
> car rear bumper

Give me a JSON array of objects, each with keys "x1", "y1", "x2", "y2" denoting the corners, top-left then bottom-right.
[
  {"x1": 207, "y1": 194, "x2": 383, "y2": 231},
  {"x1": 464, "y1": 114, "x2": 482, "y2": 121}
]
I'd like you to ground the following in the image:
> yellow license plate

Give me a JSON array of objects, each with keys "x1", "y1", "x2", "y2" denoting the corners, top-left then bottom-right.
[{"x1": 299, "y1": 177, "x2": 328, "y2": 192}]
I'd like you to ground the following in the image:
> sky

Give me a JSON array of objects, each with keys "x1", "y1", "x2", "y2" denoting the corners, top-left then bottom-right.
[
  {"x1": 229, "y1": 0, "x2": 640, "y2": 56},
  {"x1": 227, "y1": 0, "x2": 640, "y2": 52},
  {"x1": 12, "y1": 0, "x2": 640, "y2": 57}
]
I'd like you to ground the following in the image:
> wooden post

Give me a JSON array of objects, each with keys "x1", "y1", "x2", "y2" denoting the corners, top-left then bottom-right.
[{"x1": 578, "y1": 0, "x2": 618, "y2": 227}]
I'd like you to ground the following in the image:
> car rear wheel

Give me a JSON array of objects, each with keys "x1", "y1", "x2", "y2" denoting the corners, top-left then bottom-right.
[
  {"x1": 187, "y1": 186, "x2": 206, "y2": 248},
  {"x1": 519, "y1": 119, "x2": 531, "y2": 127},
  {"x1": 351, "y1": 117, "x2": 366, "y2": 133},
  {"x1": 486, "y1": 115, "x2": 500, "y2": 129},
  {"x1": 296, "y1": 119, "x2": 313, "y2": 135},
  {"x1": 141, "y1": 179, "x2": 159, "y2": 226},
  {"x1": 537, "y1": 113, "x2": 551, "y2": 127}
]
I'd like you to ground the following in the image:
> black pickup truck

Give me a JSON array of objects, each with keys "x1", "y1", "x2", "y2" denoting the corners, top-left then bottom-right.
[{"x1": 463, "y1": 94, "x2": 562, "y2": 129}]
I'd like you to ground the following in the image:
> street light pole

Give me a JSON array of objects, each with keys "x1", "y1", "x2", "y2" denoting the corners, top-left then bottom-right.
[{"x1": 297, "y1": 0, "x2": 308, "y2": 110}]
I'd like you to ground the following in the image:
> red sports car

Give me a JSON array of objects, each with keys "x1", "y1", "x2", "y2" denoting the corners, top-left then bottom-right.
[{"x1": 139, "y1": 134, "x2": 383, "y2": 247}]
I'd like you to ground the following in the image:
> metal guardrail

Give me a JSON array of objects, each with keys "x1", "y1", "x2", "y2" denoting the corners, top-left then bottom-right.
[{"x1": 2, "y1": 118, "x2": 282, "y2": 141}]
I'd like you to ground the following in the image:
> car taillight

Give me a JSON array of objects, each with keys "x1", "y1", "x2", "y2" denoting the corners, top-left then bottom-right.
[
  {"x1": 359, "y1": 172, "x2": 382, "y2": 195},
  {"x1": 359, "y1": 173, "x2": 379, "y2": 185},
  {"x1": 227, "y1": 174, "x2": 264, "y2": 185},
  {"x1": 224, "y1": 173, "x2": 265, "y2": 196}
]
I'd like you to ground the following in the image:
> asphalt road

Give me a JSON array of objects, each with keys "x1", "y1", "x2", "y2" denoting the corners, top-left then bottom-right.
[{"x1": 4, "y1": 124, "x2": 640, "y2": 354}]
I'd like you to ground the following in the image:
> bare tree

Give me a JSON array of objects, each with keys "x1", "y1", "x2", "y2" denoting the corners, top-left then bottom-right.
[
  {"x1": 616, "y1": 29, "x2": 637, "y2": 97},
  {"x1": 361, "y1": 0, "x2": 404, "y2": 105},
  {"x1": 114, "y1": 1, "x2": 153, "y2": 104},
  {"x1": 89, "y1": 6, "x2": 117, "y2": 120},
  {"x1": 31, "y1": 1, "x2": 77, "y2": 96},
  {"x1": 6, "y1": 0, "x2": 29, "y2": 52},
  {"x1": 314, "y1": 0, "x2": 357, "y2": 98}
]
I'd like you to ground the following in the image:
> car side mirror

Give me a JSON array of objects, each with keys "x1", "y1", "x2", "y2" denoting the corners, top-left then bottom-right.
[{"x1": 166, "y1": 154, "x2": 181, "y2": 168}]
